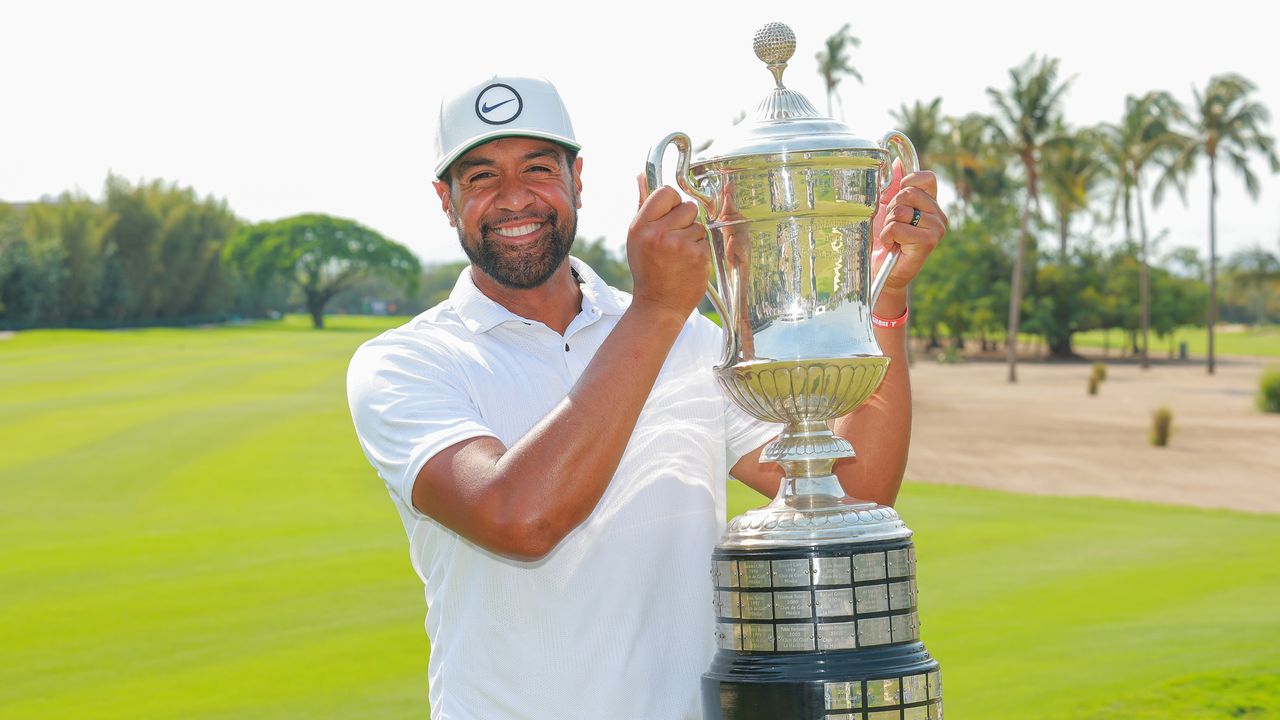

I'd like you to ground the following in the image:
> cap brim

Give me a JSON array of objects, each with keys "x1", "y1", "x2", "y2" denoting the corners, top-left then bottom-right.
[{"x1": 434, "y1": 130, "x2": 582, "y2": 179}]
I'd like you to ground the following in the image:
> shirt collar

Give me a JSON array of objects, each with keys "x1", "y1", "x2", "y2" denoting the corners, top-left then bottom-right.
[{"x1": 448, "y1": 256, "x2": 628, "y2": 335}]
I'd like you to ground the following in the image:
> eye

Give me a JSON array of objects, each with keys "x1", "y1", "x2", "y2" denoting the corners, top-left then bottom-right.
[
  {"x1": 464, "y1": 170, "x2": 496, "y2": 184},
  {"x1": 526, "y1": 163, "x2": 556, "y2": 174}
]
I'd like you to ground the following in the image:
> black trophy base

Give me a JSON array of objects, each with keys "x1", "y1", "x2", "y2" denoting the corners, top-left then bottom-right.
[{"x1": 703, "y1": 642, "x2": 941, "y2": 720}]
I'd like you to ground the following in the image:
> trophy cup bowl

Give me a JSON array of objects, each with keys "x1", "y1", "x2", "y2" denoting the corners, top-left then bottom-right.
[{"x1": 647, "y1": 22, "x2": 944, "y2": 719}]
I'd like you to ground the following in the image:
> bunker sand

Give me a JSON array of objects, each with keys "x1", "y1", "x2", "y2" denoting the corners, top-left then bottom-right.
[{"x1": 904, "y1": 356, "x2": 1280, "y2": 514}]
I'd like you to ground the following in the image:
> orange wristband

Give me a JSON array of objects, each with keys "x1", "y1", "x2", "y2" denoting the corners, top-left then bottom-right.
[{"x1": 871, "y1": 306, "x2": 909, "y2": 329}]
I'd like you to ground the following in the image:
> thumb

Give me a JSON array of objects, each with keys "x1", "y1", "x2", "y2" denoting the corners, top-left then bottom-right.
[{"x1": 636, "y1": 173, "x2": 651, "y2": 209}]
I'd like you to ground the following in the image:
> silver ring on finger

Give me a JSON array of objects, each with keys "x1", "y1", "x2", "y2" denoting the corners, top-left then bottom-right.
[{"x1": 910, "y1": 208, "x2": 922, "y2": 227}]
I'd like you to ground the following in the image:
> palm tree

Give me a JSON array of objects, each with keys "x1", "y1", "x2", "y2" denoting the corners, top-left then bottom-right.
[
  {"x1": 1040, "y1": 125, "x2": 1108, "y2": 261},
  {"x1": 937, "y1": 113, "x2": 1010, "y2": 223},
  {"x1": 815, "y1": 23, "x2": 862, "y2": 120},
  {"x1": 1159, "y1": 74, "x2": 1279, "y2": 374},
  {"x1": 1100, "y1": 91, "x2": 1184, "y2": 369},
  {"x1": 890, "y1": 98, "x2": 944, "y2": 169},
  {"x1": 986, "y1": 55, "x2": 1073, "y2": 383}
]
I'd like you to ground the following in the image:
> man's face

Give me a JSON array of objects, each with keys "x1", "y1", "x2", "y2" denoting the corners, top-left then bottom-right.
[{"x1": 433, "y1": 137, "x2": 583, "y2": 290}]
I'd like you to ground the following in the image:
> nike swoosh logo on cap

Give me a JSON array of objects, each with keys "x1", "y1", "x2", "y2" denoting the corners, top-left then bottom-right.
[{"x1": 481, "y1": 98, "x2": 515, "y2": 114}]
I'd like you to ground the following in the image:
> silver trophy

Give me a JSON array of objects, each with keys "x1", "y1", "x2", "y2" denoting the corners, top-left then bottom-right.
[{"x1": 646, "y1": 22, "x2": 943, "y2": 719}]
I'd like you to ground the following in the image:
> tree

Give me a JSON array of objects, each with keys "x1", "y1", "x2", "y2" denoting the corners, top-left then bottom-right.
[
  {"x1": 1101, "y1": 91, "x2": 1184, "y2": 368},
  {"x1": 418, "y1": 261, "x2": 470, "y2": 309},
  {"x1": 1022, "y1": 243, "x2": 1106, "y2": 358},
  {"x1": 890, "y1": 98, "x2": 944, "y2": 170},
  {"x1": 1092, "y1": 240, "x2": 1206, "y2": 357},
  {"x1": 815, "y1": 23, "x2": 862, "y2": 120},
  {"x1": 987, "y1": 55, "x2": 1073, "y2": 382},
  {"x1": 225, "y1": 214, "x2": 421, "y2": 329},
  {"x1": 100, "y1": 175, "x2": 239, "y2": 322},
  {"x1": 21, "y1": 194, "x2": 116, "y2": 322},
  {"x1": 1040, "y1": 126, "x2": 1108, "y2": 261},
  {"x1": 570, "y1": 236, "x2": 632, "y2": 291},
  {"x1": 2, "y1": 178, "x2": 239, "y2": 328},
  {"x1": 1223, "y1": 244, "x2": 1280, "y2": 325},
  {"x1": 0, "y1": 203, "x2": 66, "y2": 325},
  {"x1": 937, "y1": 113, "x2": 1013, "y2": 223},
  {"x1": 912, "y1": 208, "x2": 1012, "y2": 352},
  {"x1": 1159, "y1": 74, "x2": 1279, "y2": 373}
]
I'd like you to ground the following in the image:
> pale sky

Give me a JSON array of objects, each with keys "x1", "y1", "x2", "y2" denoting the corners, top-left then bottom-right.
[{"x1": 3, "y1": 0, "x2": 1278, "y2": 267}]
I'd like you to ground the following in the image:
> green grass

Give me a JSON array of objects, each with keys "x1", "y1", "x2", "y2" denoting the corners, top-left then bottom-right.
[
  {"x1": 3, "y1": 317, "x2": 1278, "y2": 719},
  {"x1": 1070, "y1": 325, "x2": 1280, "y2": 358},
  {"x1": 0, "y1": 315, "x2": 428, "y2": 719}
]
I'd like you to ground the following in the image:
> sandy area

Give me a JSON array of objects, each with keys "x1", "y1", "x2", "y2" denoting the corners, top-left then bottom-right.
[{"x1": 905, "y1": 354, "x2": 1280, "y2": 514}]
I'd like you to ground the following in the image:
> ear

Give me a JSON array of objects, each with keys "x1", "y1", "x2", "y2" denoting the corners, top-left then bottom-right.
[
  {"x1": 571, "y1": 156, "x2": 584, "y2": 210},
  {"x1": 432, "y1": 180, "x2": 457, "y2": 227}
]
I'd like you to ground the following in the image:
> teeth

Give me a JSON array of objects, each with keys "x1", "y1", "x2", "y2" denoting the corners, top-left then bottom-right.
[{"x1": 493, "y1": 223, "x2": 542, "y2": 238}]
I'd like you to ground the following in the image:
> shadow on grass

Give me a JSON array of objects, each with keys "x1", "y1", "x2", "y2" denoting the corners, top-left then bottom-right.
[{"x1": 1074, "y1": 666, "x2": 1279, "y2": 719}]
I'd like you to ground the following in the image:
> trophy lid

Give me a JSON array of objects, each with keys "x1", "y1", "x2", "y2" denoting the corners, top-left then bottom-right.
[{"x1": 694, "y1": 22, "x2": 879, "y2": 167}]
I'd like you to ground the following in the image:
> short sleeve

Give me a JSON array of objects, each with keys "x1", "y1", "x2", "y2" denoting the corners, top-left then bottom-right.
[
  {"x1": 724, "y1": 394, "x2": 781, "y2": 466},
  {"x1": 346, "y1": 335, "x2": 497, "y2": 517},
  {"x1": 681, "y1": 312, "x2": 781, "y2": 466}
]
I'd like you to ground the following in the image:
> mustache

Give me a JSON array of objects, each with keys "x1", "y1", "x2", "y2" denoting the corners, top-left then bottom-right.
[{"x1": 480, "y1": 212, "x2": 555, "y2": 236}]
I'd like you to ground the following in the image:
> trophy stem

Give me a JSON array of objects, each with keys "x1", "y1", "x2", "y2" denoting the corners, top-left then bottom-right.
[
  {"x1": 761, "y1": 420, "x2": 854, "y2": 469},
  {"x1": 761, "y1": 418, "x2": 856, "y2": 507}
]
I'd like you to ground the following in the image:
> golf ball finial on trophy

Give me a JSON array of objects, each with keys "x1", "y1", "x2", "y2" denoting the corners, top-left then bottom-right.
[{"x1": 646, "y1": 21, "x2": 943, "y2": 720}]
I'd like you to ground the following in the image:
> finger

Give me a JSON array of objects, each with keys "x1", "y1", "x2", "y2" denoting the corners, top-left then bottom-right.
[
  {"x1": 671, "y1": 200, "x2": 700, "y2": 228},
  {"x1": 638, "y1": 185, "x2": 683, "y2": 221},
  {"x1": 886, "y1": 186, "x2": 942, "y2": 212},
  {"x1": 897, "y1": 170, "x2": 939, "y2": 199},
  {"x1": 636, "y1": 173, "x2": 651, "y2": 209},
  {"x1": 886, "y1": 188, "x2": 948, "y2": 229},
  {"x1": 879, "y1": 219, "x2": 943, "y2": 253},
  {"x1": 647, "y1": 200, "x2": 700, "y2": 233},
  {"x1": 671, "y1": 223, "x2": 710, "y2": 245},
  {"x1": 883, "y1": 204, "x2": 947, "y2": 233},
  {"x1": 879, "y1": 158, "x2": 905, "y2": 207}
]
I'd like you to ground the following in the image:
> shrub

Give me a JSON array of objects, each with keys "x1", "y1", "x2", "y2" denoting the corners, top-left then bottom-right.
[
  {"x1": 1087, "y1": 374, "x2": 1100, "y2": 396},
  {"x1": 1151, "y1": 407, "x2": 1173, "y2": 447},
  {"x1": 1091, "y1": 362, "x2": 1107, "y2": 382},
  {"x1": 935, "y1": 345, "x2": 961, "y2": 364},
  {"x1": 1259, "y1": 366, "x2": 1280, "y2": 414}
]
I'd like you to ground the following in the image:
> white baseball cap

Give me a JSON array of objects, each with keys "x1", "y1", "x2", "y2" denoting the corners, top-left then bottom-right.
[{"x1": 433, "y1": 75, "x2": 580, "y2": 179}]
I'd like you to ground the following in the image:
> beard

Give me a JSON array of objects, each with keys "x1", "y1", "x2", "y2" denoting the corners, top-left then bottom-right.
[{"x1": 459, "y1": 208, "x2": 577, "y2": 290}]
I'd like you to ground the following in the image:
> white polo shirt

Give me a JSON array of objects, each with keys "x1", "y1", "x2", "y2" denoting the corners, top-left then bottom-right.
[{"x1": 347, "y1": 258, "x2": 776, "y2": 720}]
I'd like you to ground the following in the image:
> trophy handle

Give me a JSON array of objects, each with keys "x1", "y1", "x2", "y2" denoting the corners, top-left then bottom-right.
[
  {"x1": 645, "y1": 132, "x2": 731, "y2": 323},
  {"x1": 870, "y1": 130, "x2": 920, "y2": 307}
]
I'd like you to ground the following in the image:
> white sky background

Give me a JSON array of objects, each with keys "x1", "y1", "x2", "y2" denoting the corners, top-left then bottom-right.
[{"x1": 3, "y1": 0, "x2": 1278, "y2": 267}]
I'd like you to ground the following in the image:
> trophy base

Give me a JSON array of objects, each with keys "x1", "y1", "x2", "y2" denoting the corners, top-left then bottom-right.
[
  {"x1": 702, "y1": 643, "x2": 942, "y2": 720},
  {"x1": 707, "y1": 538, "x2": 942, "y2": 719},
  {"x1": 721, "y1": 495, "x2": 910, "y2": 549}
]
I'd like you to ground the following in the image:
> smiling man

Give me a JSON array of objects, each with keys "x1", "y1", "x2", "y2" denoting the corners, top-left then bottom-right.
[{"x1": 346, "y1": 75, "x2": 945, "y2": 720}]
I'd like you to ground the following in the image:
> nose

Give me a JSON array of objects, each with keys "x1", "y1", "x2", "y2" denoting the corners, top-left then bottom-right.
[{"x1": 494, "y1": 173, "x2": 536, "y2": 213}]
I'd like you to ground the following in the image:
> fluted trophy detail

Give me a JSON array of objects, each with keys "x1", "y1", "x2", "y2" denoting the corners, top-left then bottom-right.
[{"x1": 647, "y1": 21, "x2": 943, "y2": 719}]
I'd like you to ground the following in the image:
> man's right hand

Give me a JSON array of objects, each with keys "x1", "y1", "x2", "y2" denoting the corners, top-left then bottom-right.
[
  {"x1": 628, "y1": 181, "x2": 708, "y2": 322},
  {"x1": 409, "y1": 181, "x2": 711, "y2": 562}
]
